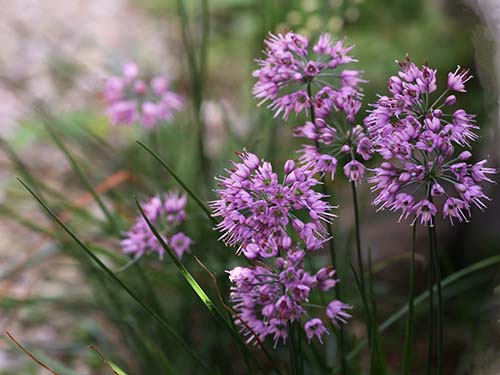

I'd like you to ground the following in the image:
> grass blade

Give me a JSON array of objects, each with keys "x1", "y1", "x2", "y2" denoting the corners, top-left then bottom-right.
[
  {"x1": 136, "y1": 198, "x2": 280, "y2": 374},
  {"x1": 347, "y1": 253, "x2": 500, "y2": 362},
  {"x1": 18, "y1": 178, "x2": 210, "y2": 373},
  {"x1": 136, "y1": 141, "x2": 216, "y2": 225},
  {"x1": 43, "y1": 121, "x2": 121, "y2": 235}
]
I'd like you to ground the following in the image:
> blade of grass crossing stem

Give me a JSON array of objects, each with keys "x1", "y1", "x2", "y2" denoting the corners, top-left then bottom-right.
[
  {"x1": 402, "y1": 224, "x2": 417, "y2": 374},
  {"x1": 368, "y1": 249, "x2": 386, "y2": 374},
  {"x1": 136, "y1": 199, "x2": 279, "y2": 374},
  {"x1": 18, "y1": 179, "x2": 210, "y2": 373},
  {"x1": 43, "y1": 122, "x2": 120, "y2": 235},
  {"x1": 136, "y1": 141, "x2": 216, "y2": 225},
  {"x1": 347, "y1": 253, "x2": 500, "y2": 362}
]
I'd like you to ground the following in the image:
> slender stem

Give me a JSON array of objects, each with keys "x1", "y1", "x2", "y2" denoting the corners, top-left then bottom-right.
[
  {"x1": 307, "y1": 83, "x2": 346, "y2": 374},
  {"x1": 402, "y1": 224, "x2": 417, "y2": 374},
  {"x1": 430, "y1": 219, "x2": 443, "y2": 375},
  {"x1": 288, "y1": 322, "x2": 298, "y2": 375},
  {"x1": 176, "y1": 0, "x2": 210, "y2": 189},
  {"x1": 427, "y1": 225, "x2": 435, "y2": 375},
  {"x1": 351, "y1": 181, "x2": 365, "y2": 295}
]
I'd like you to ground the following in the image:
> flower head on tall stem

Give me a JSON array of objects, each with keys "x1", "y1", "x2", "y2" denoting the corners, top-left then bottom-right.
[
  {"x1": 366, "y1": 57, "x2": 496, "y2": 225},
  {"x1": 253, "y1": 32, "x2": 364, "y2": 121},
  {"x1": 212, "y1": 150, "x2": 350, "y2": 347}
]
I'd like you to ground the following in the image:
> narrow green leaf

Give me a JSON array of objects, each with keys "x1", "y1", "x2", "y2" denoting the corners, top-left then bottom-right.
[
  {"x1": 18, "y1": 178, "x2": 210, "y2": 373},
  {"x1": 136, "y1": 198, "x2": 280, "y2": 374},
  {"x1": 348, "y1": 253, "x2": 500, "y2": 362},
  {"x1": 136, "y1": 141, "x2": 216, "y2": 225},
  {"x1": 109, "y1": 362, "x2": 130, "y2": 375},
  {"x1": 43, "y1": 121, "x2": 121, "y2": 234}
]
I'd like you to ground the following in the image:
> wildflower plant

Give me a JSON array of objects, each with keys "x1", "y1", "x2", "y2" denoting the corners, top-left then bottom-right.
[
  {"x1": 211, "y1": 151, "x2": 351, "y2": 346},
  {"x1": 104, "y1": 61, "x2": 184, "y2": 129},
  {"x1": 366, "y1": 57, "x2": 496, "y2": 374},
  {"x1": 366, "y1": 58, "x2": 496, "y2": 225},
  {"x1": 6, "y1": 6, "x2": 499, "y2": 374}
]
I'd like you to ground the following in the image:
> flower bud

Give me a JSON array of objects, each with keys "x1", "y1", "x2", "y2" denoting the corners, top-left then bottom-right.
[
  {"x1": 444, "y1": 95, "x2": 456, "y2": 106},
  {"x1": 459, "y1": 151, "x2": 472, "y2": 161},
  {"x1": 341, "y1": 144, "x2": 350, "y2": 153},
  {"x1": 284, "y1": 160, "x2": 295, "y2": 174}
]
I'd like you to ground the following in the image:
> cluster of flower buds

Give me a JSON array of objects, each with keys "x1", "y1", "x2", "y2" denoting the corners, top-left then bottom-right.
[
  {"x1": 121, "y1": 192, "x2": 192, "y2": 258},
  {"x1": 211, "y1": 150, "x2": 350, "y2": 346},
  {"x1": 365, "y1": 58, "x2": 496, "y2": 225},
  {"x1": 104, "y1": 62, "x2": 184, "y2": 129}
]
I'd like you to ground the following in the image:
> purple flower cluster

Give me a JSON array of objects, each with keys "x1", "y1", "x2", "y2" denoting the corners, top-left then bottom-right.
[
  {"x1": 366, "y1": 58, "x2": 496, "y2": 225},
  {"x1": 210, "y1": 150, "x2": 335, "y2": 256},
  {"x1": 253, "y1": 32, "x2": 364, "y2": 121},
  {"x1": 229, "y1": 251, "x2": 351, "y2": 346},
  {"x1": 121, "y1": 192, "x2": 192, "y2": 258},
  {"x1": 104, "y1": 62, "x2": 184, "y2": 129},
  {"x1": 212, "y1": 150, "x2": 350, "y2": 346},
  {"x1": 296, "y1": 121, "x2": 373, "y2": 184},
  {"x1": 252, "y1": 32, "x2": 372, "y2": 184}
]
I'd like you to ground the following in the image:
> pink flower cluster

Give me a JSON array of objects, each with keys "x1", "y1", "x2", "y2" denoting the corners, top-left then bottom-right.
[
  {"x1": 253, "y1": 32, "x2": 372, "y2": 184},
  {"x1": 366, "y1": 58, "x2": 496, "y2": 225},
  {"x1": 211, "y1": 151, "x2": 350, "y2": 346},
  {"x1": 253, "y1": 32, "x2": 364, "y2": 121},
  {"x1": 210, "y1": 151, "x2": 335, "y2": 255},
  {"x1": 121, "y1": 192, "x2": 192, "y2": 259},
  {"x1": 229, "y1": 251, "x2": 351, "y2": 346},
  {"x1": 104, "y1": 62, "x2": 184, "y2": 129}
]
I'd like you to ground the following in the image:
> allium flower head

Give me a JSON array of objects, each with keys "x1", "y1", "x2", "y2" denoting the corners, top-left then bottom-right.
[
  {"x1": 228, "y1": 251, "x2": 348, "y2": 347},
  {"x1": 210, "y1": 150, "x2": 336, "y2": 256},
  {"x1": 104, "y1": 61, "x2": 184, "y2": 129},
  {"x1": 366, "y1": 57, "x2": 496, "y2": 225},
  {"x1": 253, "y1": 32, "x2": 364, "y2": 121},
  {"x1": 121, "y1": 192, "x2": 193, "y2": 259}
]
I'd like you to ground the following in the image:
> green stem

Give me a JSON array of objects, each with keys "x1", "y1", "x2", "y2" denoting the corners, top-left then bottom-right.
[
  {"x1": 351, "y1": 181, "x2": 365, "y2": 295},
  {"x1": 402, "y1": 224, "x2": 417, "y2": 374},
  {"x1": 176, "y1": 0, "x2": 210, "y2": 189},
  {"x1": 427, "y1": 223, "x2": 435, "y2": 375},
  {"x1": 347, "y1": 253, "x2": 500, "y2": 362},
  {"x1": 430, "y1": 219, "x2": 443, "y2": 375},
  {"x1": 287, "y1": 322, "x2": 298, "y2": 375},
  {"x1": 306, "y1": 83, "x2": 346, "y2": 374}
]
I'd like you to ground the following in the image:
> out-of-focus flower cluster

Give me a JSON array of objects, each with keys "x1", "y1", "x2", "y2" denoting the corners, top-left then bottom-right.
[
  {"x1": 211, "y1": 150, "x2": 350, "y2": 346},
  {"x1": 104, "y1": 62, "x2": 184, "y2": 129},
  {"x1": 121, "y1": 192, "x2": 192, "y2": 259},
  {"x1": 366, "y1": 57, "x2": 496, "y2": 225}
]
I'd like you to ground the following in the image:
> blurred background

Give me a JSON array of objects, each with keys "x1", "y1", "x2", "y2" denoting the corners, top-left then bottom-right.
[{"x1": 0, "y1": 0, "x2": 499, "y2": 373}]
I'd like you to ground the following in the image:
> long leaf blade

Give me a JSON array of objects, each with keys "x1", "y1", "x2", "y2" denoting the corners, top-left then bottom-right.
[{"x1": 18, "y1": 178, "x2": 210, "y2": 373}]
